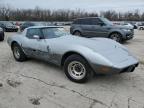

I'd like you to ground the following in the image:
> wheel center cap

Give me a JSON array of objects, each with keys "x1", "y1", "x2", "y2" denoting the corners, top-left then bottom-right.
[{"x1": 75, "y1": 65, "x2": 81, "y2": 72}]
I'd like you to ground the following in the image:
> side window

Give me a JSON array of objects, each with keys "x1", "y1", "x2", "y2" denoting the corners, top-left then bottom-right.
[
  {"x1": 26, "y1": 28, "x2": 42, "y2": 39},
  {"x1": 73, "y1": 20, "x2": 79, "y2": 24},
  {"x1": 42, "y1": 28, "x2": 55, "y2": 39},
  {"x1": 73, "y1": 19, "x2": 90, "y2": 25},
  {"x1": 80, "y1": 19, "x2": 90, "y2": 25},
  {"x1": 91, "y1": 18, "x2": 103, "y2": 25}
]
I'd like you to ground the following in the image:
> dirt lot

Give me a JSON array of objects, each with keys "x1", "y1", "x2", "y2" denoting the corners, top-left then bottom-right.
[{"x1": 0, "y1": 29, "x2": 144, "y2": 108}]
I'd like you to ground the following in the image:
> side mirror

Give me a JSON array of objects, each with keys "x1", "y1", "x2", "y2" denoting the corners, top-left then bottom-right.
[{"x1": 33, "y1": 35, "x2": 40, "y2": 40}]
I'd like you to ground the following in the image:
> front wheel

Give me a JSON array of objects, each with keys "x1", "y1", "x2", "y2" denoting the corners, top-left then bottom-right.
[
  {"x1": 12, "y1": 43, "x2": 27, "y2": 62},
  {"x1": 109, "y1": 33, "x2": 122, "y2": 42},
  {"x1": 64, "y1": 54, "x2": 93, "y2": 83}
]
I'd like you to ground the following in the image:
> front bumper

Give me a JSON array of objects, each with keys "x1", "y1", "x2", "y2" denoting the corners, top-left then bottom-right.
[
  {"x1": 90, "y1": 56, "x2": 139, "y2": 75},
  {"x1": 91, "y1": 62, "x2": 139, "y2": 74},
  {"x1": 124, "y1": 29, "x2": 134, "y2": 40},
  {"x1": 119, "y1": 63, "x2": 139, "y2": 73}
]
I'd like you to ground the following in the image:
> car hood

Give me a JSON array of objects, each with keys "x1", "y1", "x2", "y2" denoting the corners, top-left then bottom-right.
[
  {"x1": 57, "y1": 35, "x2": 136, "y2": 65},
  {"x1": 59, "y1": 35, "x2": 124, "y2": 51},
  {"x1": 112, "y1": 24, "x2": 130, "y2": 29}
]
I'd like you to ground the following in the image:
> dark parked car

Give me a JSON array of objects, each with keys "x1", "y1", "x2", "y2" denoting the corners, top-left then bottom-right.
[
  {"x1": 20, "y1": 22, "x2": 44, "y2": 31},
  {"x1": 0, "y1": 22, "x2": 18, "y2": 32},
  {"x1": 70, "y1": 17, "x2": 134, "y2": 42},
  {"x1": 0, "y1": 27, "x2": 4, "y2": 41}
]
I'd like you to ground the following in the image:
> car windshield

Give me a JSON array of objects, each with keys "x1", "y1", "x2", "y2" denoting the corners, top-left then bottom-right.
[
  {"x1": 101, "y1": 18, "x2": 113, "y2": 25},
  {"x1": 42, "y1": 27, "x2": 69, "y2": 39}
]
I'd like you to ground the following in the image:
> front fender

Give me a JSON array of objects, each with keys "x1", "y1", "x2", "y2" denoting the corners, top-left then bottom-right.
[{"x1": 62, "y1": 45, "x2": 113, "y2": 68}]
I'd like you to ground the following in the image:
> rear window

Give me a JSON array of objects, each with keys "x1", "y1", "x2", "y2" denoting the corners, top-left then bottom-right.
[
  {"x1": 73, "y1": 18, "x2": 91, "y2": 25},
  {"x1": 73, "y1": 20, "x2": 78, "y2": 24}
]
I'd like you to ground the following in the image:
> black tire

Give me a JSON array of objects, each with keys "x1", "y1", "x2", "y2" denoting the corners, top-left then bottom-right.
[
  {"x1": 15, "y1": 29, "x2": 18, "y2": 32},
  {"x1": 139, "y1": 27, "x2": 142, "y2": 30},
  {"x1": 0, "y1": 32, "x2": 5, "y2": 41},
  {"x1": 134, "y1": 25, "x2": 137, "y2": 29},
  {"x1": 109, "y1": 33, "x2": 122, "y2": 42},
  {"x1": 64, "y1": 54, "x2": 93, "y2": 83},
  {"x1": 12, "y1": 43, "x2": 27, "y2": 62},
  {"x1": 0, "y1": 36, "x2": 4, "y2": 41},
  {"x1": 73, "y1": 31, "x2": 81, "y2": 36}
]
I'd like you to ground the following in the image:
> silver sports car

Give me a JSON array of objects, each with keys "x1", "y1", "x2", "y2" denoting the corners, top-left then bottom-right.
[{"x1": 7, "y1": 26, "x2": 139, "y2": 83}]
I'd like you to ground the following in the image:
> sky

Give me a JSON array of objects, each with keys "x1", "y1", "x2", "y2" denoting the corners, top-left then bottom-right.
[{"x1": 1, "y1": 0, "x2": 144, "y2": 12}]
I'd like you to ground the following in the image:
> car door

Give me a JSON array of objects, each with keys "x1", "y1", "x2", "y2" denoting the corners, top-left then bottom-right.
[
  {"x1": 80, "y1": 18, "x2": 94, "y2": 37},
  {"x1": 90, "y1": 18, "x2": 109, "y2": 37},
  {"x1": 22, "y1": 28, "x2": 50, "y2": 60}
]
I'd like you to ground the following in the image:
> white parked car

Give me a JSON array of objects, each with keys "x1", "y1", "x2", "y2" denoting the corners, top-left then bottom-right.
[
  {"x1": 121, "y1": 23, "x2": 134, "y2": 29},
  {"x1": 135, "y1": 22, "x2": 144, "y2": 30},
  {"x1": 138, "y1": 24, "x2": 144, "y2": 30}
]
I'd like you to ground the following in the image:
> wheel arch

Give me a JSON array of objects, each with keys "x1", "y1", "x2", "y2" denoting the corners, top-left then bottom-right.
[
  {"x1": 11, "y1": 41, "x2": 19, "y2": 49},
  {"x1": 108, "y1": 31, "x2": 123, "y2": 38},
  {"x1": 11, "y1": 41, "x2": 23, "y2": 52},
  {"x1": 61, "y1": 51, "x2": 88, "y2": 67},
  {"x1": 72, "y1": 30, "x2": 81, "y2": 35}
]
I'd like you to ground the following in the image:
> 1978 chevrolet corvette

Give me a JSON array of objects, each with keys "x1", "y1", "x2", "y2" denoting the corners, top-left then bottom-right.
[{"x1": 7, "y1": 26, "x2": 139, "y2": 83}]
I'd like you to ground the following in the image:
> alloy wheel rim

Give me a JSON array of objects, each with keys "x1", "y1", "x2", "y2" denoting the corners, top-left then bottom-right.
[
  {"x1": 14, "y1": 47, "x2": 20, "y2": 59},
  {"x1": 68, "y1": 61, "x2": 86, "y2": 80},
  {"x1": 111, "y1": 34, "x2": 120, "y2": 42}
]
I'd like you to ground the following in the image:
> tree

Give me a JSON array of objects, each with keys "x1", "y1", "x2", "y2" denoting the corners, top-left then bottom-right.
[{"x1": 0, "y1": 4, "x2": 144, "y2": 21}]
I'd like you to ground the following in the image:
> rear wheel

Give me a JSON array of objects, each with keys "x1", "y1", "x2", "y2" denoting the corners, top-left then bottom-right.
[
  {"x1": 109, "y1": 33, "x2": 122, "y2": 42},
  {"x1": 73, "y1": 31, "x2": 81, "y2": 36},
  {"x1": 12, "y1": 43, "x2": 27, "y2": 62},
  {"x1": 64, "y1": 54, "x2": 93, "y2": 83}
]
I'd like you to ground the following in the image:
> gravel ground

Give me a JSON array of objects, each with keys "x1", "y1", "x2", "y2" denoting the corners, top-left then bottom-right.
[{"x1": 0, "y1": 29, "x2": 144, "y2": 108}]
